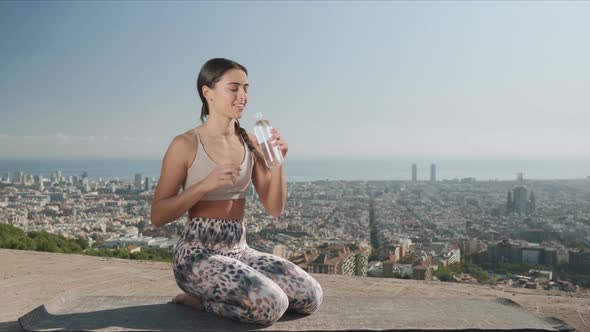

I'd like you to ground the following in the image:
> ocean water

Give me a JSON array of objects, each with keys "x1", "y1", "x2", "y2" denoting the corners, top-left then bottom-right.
[{"x1": 0, "y1": 157, "x2": 589, "y2": 182}]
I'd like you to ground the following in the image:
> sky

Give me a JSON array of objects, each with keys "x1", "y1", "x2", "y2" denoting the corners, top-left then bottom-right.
[{"x1": 1, "y1": 1, "x2": 589, "y2": 160}]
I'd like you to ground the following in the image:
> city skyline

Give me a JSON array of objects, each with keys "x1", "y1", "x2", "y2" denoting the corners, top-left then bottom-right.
[{"x1": 2, "y1": 2, "x2": 590, "y2": 159}]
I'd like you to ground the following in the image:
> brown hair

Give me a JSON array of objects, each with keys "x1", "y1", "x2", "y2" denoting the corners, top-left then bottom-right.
[{"x1": 196, "y1": 58, "x2": 269, "y2": 171}]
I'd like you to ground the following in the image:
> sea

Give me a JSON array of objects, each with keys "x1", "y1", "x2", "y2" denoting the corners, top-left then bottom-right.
[{"x1": 1, "y1": 157, "x2": 589, "y2": 182}]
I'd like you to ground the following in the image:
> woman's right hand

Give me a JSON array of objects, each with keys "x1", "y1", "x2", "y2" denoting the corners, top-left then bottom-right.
[{"x1": 199, "y1": 164, "x2": 242, "y2": 192}]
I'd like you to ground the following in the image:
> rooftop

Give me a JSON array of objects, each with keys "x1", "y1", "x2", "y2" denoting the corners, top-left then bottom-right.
[{"x1": 0, "y1": 248, "x2": 589, "y2": 331}]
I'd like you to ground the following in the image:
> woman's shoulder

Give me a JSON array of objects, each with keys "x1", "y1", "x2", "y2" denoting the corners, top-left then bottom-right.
[
  {"x1": 177, "y1": 127, "x2": 199, "y2": 145},
  {"x1": 166, "y1": 129, "x2": 198, "y2": 168}
]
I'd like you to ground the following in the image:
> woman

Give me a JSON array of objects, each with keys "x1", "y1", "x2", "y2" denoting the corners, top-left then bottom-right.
[{"x1": 150, "y1": 58, "x2": 323, "y2": 326}]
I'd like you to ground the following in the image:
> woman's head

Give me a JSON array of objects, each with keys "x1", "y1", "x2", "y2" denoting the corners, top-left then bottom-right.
[
  {"x1": 197, "y1": 58, "x2": 248, "y2": 123},
  {"x1": 196, "y1": 58, "x2": 269, "y2": 171}
]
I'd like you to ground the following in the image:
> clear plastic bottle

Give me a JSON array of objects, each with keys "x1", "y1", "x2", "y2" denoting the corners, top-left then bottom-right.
[{"x1": 253, "y1": 112, "x2": 284, "y2": 168}]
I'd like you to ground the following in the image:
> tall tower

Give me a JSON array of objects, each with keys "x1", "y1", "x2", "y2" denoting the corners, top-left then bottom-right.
[
  {"x1": 430, "y1": 163, "x2": 436, "y2": 182},
  {"x1": 134, "y1": 173, "x2": 143, "y2": 190},
  {"x1": 512, "y1": 185, "x2": 528, "y2": 214},
  {"x1": 411, "y1": 164, "x2": 417, "y2": 182}
]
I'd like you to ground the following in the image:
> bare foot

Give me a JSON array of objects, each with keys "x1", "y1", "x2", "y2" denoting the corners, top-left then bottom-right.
[{"x1": 169, "y1": 292, "x2": 204, "y2": 311}]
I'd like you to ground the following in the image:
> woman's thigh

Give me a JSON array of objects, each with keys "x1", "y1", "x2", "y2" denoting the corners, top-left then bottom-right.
[
  {"x1": 238, "y1": 246, "x2": 323, "y2": 314},
  {"x1": 173, "y1": 247, "x2": 289, "y2": 325}
]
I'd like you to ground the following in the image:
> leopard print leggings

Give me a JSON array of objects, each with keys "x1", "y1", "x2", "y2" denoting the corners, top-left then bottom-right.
[{"x1": 173, "y1": 217, "x2": 323, "y2": 325}]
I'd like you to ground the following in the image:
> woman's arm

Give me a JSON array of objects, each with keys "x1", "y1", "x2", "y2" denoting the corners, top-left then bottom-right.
[
  {"x1": 150, "y1": 135, "x2": 204, "y2": 228},
  {"x1": 151, "y1": 182, "x2": 208, "y2": 228},
  {"x1": 266, "y1": 164, "x2": 287, "y2": 218},
  {"x1": 248, "y1": 133, "x2": 287, "y2": 218}
]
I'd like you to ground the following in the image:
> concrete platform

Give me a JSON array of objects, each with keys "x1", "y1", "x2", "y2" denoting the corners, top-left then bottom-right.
[{"x1": 1, "y1": 249, "x2": 589, "y2": 331}]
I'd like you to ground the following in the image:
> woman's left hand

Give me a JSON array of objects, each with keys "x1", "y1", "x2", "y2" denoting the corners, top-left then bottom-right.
[{"x1": 270, "y1": 128, "x2": 288, "y2": 159}]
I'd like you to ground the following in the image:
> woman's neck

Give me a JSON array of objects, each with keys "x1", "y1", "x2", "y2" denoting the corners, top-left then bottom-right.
[{"x1": 201, "y1": 116, "x2": 237, "y2": 138}]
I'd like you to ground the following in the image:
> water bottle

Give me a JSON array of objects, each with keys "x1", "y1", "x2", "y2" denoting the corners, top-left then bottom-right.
[{"x1": 253, "y1": 112, "x2": 284, "y2": 168}]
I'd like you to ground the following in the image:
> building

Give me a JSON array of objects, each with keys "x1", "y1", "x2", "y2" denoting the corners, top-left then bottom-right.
[
  {"x1": 430, "y1": 163, "x2": 436, "y2": 182},
  {"x1": 544, "y1": 247, "x2": 558, "y2": 267},
  {"x1": 144, "y1": 177, "x2": 151, "y2": 192},
  {"x1": 411, "y1": 164, "x2": 417, "y2": 182},
  {"x1": 412, "y1": 265, "x2": 432, "y2": 280},
  {"x1": 101, "y1": 234, "x2": 176, "y2": 250},
  {"x1": 521, "y1": 244, "x2": 544, "y2": 265},
  {"x1": 507, "y1": 185, "x2": 536, "y2": 215},
  {"x1": 487, "y1": 239, "x2": 521, "y2": 264},
  {"x1": 512, "y1": 185, "x2": 528, "y2": 214},
  {"x1": 300, "y1": 243, "x2": 369, "y2": 276},
  {"x1": 273, "y1": 244, "x2": 285, "y2": 258},
  {"x1": 569, "y1": 249, "x2": 590, "y2": 274},
  {"x1": 439, "y1": 248, "x2": 461, "y2": 266},
  {"x1": 461, "y1": 239, "x2": 485, "y2": 257},
  {"x1": 134, "y1": 173, "x2": 143, "y2": 191},
  {"x1": 382, "y1": 260, "x2": 394, "y2": 277}
]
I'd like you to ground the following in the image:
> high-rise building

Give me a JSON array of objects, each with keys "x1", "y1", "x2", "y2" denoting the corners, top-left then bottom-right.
[
  {"x1": 82, "y1": 176, "x2": 90, "y2": 192},
  {"x1": 507, "y1": 185, "x2": 535, "y2": 215},
  {"x1": 512, "y1": 185, "x2": 528, "y2": 214},
  {"x1": 430, "y1": 163, "x2": 436, "y2": 182},
  {"x1": 144, "y1": 177, "x2": 151, "y2": 192},
  {"x1": 411, "y1": 164, "x2": 417, "y2": 182},
  {"x1": 517, "y1": 172, "x2": 524, "y2": 182},
  {"x1": 134, "y1": 173, "x2": 143, "y2": 190}
]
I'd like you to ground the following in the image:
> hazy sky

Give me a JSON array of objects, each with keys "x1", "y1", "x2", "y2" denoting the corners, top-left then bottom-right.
[{"x1": 1, "y1": 1, "x2": 589, "y2": 159}]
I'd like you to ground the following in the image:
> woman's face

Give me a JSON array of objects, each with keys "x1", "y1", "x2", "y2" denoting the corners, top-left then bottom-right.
[{"x1": 206, "y1": 68, "x2": 249, "y2": 120}]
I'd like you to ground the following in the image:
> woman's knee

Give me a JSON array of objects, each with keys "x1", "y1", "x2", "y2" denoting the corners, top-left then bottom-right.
[
  {"x1": 297, "y1": 277, "x2": 323, "y2": 314},
  {"x1": 217, "y1": 259, "x2": 289, "y2": 324},
  {"x1": 256, "y1": 289, "x2": 289, "y2": 325}
]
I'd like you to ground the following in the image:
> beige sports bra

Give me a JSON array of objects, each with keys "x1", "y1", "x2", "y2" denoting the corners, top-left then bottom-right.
[{"x1": 181, "y1": 128, "x2": 253, "y2": 200}]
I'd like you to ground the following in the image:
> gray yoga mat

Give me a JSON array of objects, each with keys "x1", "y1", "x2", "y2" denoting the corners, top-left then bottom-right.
[{"x1": 17, "y1": 289, "x2": 573, "y2": 331}]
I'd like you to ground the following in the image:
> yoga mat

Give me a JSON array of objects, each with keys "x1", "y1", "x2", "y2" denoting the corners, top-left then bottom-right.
[{"x1": 18, "y1": 289, "x2": 573, "y2": 331}]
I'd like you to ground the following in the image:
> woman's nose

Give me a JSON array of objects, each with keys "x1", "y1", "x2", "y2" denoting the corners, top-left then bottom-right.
[{"x1": 239, "y1": 88, "x2": 247, "y2": 98}]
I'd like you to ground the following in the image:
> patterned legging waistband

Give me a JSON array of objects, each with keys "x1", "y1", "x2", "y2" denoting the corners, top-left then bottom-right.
[{"x1": 178, "y1": 217, "x2": 247, "y2": 251}]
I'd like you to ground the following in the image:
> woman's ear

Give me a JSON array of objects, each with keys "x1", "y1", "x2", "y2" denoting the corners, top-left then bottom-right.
[{"x1": 202, "y1": 86, "x2": 213, "y2": 101}]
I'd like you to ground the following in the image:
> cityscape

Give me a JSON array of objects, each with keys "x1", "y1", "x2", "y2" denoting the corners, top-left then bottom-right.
[
  {"x1": 3, "y1": 1, "x2": 590, "y2": 329},
  {"x1": 1, "y1": 162, "x2": 589, "y2": 293}
]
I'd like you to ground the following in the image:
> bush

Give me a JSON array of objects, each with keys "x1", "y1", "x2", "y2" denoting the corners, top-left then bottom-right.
[{"x1": 0, "y1": 224, "x2": 86, "y2": 253}]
